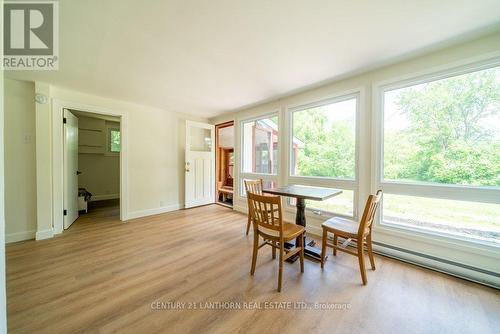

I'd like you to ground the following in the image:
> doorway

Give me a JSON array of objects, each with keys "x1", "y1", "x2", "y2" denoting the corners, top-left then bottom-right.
[
  {"x1": 63, "y1": 108, "x2": 121, "y2": 229},
  {"x1": 184, "y1": 121, "x2": 216, "y2": 208},
  {"x1": 215, "y1": 121, "x2": 234, "y2": 207}
]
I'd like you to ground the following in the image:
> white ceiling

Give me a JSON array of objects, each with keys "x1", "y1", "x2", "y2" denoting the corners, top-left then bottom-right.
[{"x1": 6, "y1": 0, "x2": 500, "y2": 118}]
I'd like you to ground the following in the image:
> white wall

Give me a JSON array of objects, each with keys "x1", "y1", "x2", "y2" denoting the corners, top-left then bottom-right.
[
  {"x1": 78, "y1": 155, "x2": 120, "y2": 201},
  {"x1": 210, "y1": 32, "x2": 500, "y2": 286},
  {"x1": 2, "y1": 79, "x2": 208, "y2": 239},
  {"x1": 77, "y1": 117, "x2": 120, "y2": 200},
  {"x1": 4, "y1": 79, "x2": 37, "y2": 243},
  {"x1": 35, "y1": 82, "x2": 53, "y2": 240},
  {"x1": 49, "y1": 86, "x2": 208, "y2": 220}
]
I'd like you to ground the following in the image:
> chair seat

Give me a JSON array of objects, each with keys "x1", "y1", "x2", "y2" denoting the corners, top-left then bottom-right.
[
  {"x1": 322, "y1": 217, "x2": 367, "y2": 237},
  {"x1": 258, "y1": 222, "x2": 304, "y2": 241}
]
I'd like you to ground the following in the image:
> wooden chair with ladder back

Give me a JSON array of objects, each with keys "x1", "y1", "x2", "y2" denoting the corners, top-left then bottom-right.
[
  {"x1": 320, "y1": 190, "x2": 382, "y2": 285},
  {"x1": 244, "y1": 179, "x2": 264, "y2": 235},
  {"x1": 247, "y1": 191, "x2": 305, "y2": 292}
]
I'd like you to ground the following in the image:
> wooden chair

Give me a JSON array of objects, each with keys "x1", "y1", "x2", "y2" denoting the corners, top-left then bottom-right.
[
  {"x1": 244, "y1": 179, "x2": 264, "y2": 235},
  {"x1": 247, "y1": 191, "x2": 305, "y2": 292},
  {"x1": 320, "y1": 190, "x2": 382, "y2": 285}
]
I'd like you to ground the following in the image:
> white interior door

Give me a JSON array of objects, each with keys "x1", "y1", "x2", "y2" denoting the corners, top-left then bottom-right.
[
  {"x1": 185, "y1": 121, "x2": 215, "y2": 208},
  {"x1": 63, "y1": 109, "x2": 79, "y2": 229}
]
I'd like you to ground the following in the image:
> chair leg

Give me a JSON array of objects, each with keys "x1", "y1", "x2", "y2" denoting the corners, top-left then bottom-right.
[
  {"x1": 299, "y1": 233, "x2": 304, "y2": 273},
  {"x1": 367, "y1": 234, "x2": 376, "y2": 270},
  {"x1": 278, "y1": 242, "x2": 284, "y2": 292},
  {"x1": 357, "y1": 242, "x2": 367, "y2": 285},
  {"x1": 272, "y1": 241, "x2": 276, "y2": 260},
  {"x1": 333, "y1": 234, "x2": 338, "y2": 256},
  {"x1": 246, "y1": 216, "x2": 251, "y2": 235},
  {"x1": 250, "y1": 233, "x2": 259, "y2": 275},
  {"x1": 321, "y1": 228, "x2": 327, "y2": 269}
]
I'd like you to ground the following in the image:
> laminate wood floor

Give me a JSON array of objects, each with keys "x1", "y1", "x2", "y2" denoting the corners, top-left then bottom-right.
[{"x1": 6, "y1": 204, "x2": 500, "y2": 333}]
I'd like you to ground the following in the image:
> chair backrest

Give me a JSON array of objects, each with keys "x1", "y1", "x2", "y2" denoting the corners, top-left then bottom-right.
[
  {"x1": 247, "y1": 192, "x2": 283, "y2": 236},
  {"x1": 358, "y1": 190, "x2": 383, "y2": 236},
  {"x1": 244, "y1": 179, "x2": 264, "y2": 195}
]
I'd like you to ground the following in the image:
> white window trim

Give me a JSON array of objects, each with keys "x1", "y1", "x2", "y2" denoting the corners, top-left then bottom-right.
[
  {"x1": 285, "y1": 90, "x2": 363, "y2": 219},
  {"x1": 372, "y1": 56, "x2": 500, "y2": 250}
]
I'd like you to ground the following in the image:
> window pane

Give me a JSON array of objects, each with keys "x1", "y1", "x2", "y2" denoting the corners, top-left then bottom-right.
[
  {"x1": 110, "y1": 130, "x2": 120, "y2": 152},
  {"x1": 242, "y1": 116, "x2": 278, "y2": 174},
  {"x1": 383, "y1": 194, "x2": 500, "y2": 244},
  {"x1": 292, "y1": 98, "x2": 356, "y2": 179},
  {"x1": 383, "y1": 66, "x2": 500, "y2": 187},
  {"x1": 190, "y1": 127, "x2": 212, "y2": 152},
  {"x1": 308, "y1": 190, "x2": 354, "y2": 217},
  {"x1": 289, "y1": 190, "x2": 354, "y2": 217}
]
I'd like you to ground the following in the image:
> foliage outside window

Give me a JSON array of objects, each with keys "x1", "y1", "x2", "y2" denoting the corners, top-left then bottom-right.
[
  {"x1": 381, "y1": 65, "x2": 500, "y2": 244},
  {"x1": 383, "y1": 67, "x2": 499, "y2": 186},
  {"x1": 289, "y1": 96, "x2": 358, "y2": 217},
  {"x1": 109, "y1": 129, "x2": 121, "y2": 153},
  {"x1": 291, "y1": 98, "x2": 356, "y2": 179}
]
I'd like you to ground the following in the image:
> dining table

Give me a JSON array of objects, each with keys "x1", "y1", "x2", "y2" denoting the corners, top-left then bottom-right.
[{"x1": 262, "y1": 185, "x2": 342, "y2": 261}]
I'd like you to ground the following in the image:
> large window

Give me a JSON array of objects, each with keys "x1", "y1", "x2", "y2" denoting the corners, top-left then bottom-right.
[
  {"x1": 289, "y1": 95, "x2": 358, "y2": 217},
  {"x1": 241, "y1": 115, "x2": 279, "y2": 196},
  {"x1": 380, "y1": 64, "x2": 500, "y2": 245},
  {"x1": 291, "y1": 98, "x2": 356, "y2": 179},
  {"x1": 242, "y1": 116, "x2": 278, "y2": 174}
]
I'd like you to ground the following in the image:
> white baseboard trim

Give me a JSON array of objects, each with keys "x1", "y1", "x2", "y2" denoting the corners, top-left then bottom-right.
[
  {"x1": 36, "y1": 228, "x2": 54, "y2": 240},
  {"x1": 5, "y1": 230, "x2": 36, "y2": 243},
  {"x1": 126, "y1": 203, "x2": 183, "y2": 220},
  {"x1": 89, "y1": 194, "x2": 120, "y2": 202},
  {"x1": 372, "y1": 242, "x2": 500, "y2": 289}
]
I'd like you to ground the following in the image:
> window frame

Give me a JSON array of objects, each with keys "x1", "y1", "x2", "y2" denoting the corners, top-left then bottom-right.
[
  {"x1": 373, "y1": 57, "x2": 500, "y2": 248},
  {"x1": 239, "y1": 112, "x2": 280, "y2": 197},
  {"x1": 286, "y1": 91, "x2": 361, "y2": 219}
]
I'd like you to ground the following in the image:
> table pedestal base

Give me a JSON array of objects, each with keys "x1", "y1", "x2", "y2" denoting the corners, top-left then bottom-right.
[
  {"x1": 261, "y1": 185, "x2": 341, "y2": 263},
  {"x1": 284, "y1": 238, "x2": 325, "y2": 262}
]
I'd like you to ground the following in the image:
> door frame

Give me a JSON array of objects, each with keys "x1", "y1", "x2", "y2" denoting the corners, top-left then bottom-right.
[
  {"x1": 52, "y1": 99, "x2": 128, "y2": 234},
  {"x1": 214, "y1": 120, "x2": 234, "y2": 206}
]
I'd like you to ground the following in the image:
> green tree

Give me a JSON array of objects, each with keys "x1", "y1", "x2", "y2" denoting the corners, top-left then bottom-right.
[
  {"x1": 293, "y1": 108, "x2": 355, "y2": 178},
  {"x1": 386, "y1": 68, "x2": 500, "y2": 186}
]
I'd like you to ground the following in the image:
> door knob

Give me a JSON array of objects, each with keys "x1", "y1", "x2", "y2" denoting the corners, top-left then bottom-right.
[{"x1": 76, "y1": 171, "x2": 82, "y2": 175}]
